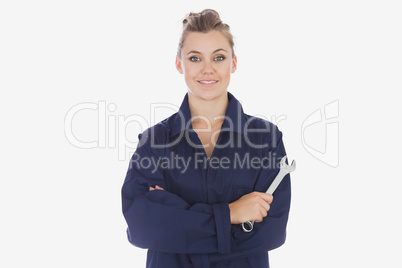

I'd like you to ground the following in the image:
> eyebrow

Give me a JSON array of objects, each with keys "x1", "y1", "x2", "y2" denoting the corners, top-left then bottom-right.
[{"x1": 186, "y1": 48, "x2": 228, "y2": 55}]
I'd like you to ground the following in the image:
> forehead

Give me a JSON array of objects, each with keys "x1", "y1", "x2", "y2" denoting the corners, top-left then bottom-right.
[{"x1": 182, "y1": 30, "x2": 231, "y2": 54}]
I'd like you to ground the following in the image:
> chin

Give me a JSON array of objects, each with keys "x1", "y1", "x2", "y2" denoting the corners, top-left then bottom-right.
[{"x1": 191, "y1": 89, "x2": 227, "y2": 101}]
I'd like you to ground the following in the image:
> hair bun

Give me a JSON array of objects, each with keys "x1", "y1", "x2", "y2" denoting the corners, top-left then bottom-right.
[{"x1": 182, "y1": 9, "x2": 222, "y2": 26}]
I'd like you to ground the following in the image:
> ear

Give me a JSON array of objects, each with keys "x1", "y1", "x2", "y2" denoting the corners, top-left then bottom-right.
[
  {"x1": 175, "y1": 56, "x2": 184, "y2": 74},
  {"x1": 231, "y1": 56, "x2": 237, "y2": 73}
]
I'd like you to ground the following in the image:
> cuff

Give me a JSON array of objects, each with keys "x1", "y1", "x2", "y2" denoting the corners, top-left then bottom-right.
[{"x1": 212, "y1": 203, "x2": 231, "y2": 254}]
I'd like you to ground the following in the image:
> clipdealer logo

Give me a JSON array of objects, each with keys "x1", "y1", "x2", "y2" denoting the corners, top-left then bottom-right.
[
  {"x1": 64, "y1": 100, "x2": 340, "y2": 167},
  {"x1": 63, "y1": 101, "x2": 284, "y2": 161}
]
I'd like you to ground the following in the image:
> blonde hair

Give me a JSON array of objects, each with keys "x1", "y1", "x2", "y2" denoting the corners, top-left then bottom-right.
[{"x1": 177, "y1": 9, "x2": 236, "y2": 59}]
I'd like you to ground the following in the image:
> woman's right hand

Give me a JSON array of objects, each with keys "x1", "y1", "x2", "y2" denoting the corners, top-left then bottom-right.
[{"x1": 228, "y1": 192, "x2": 273, "y2": 224}]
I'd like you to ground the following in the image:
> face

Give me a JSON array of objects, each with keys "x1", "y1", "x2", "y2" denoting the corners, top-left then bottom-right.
[{"x1": 175, "y1": 30, "x2": 237, "y2": 101}]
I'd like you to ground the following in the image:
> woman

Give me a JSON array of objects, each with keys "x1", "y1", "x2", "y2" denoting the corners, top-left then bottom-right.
[{"x1": 122, "y1": 9, "x2": 291, "y2": 268}]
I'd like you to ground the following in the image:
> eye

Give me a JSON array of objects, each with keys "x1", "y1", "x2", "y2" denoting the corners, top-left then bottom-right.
[
  {"x1": 189, "y1": 56, "x2": 200, "y2": 62},
  {"x1": 214, "y1": 55, "x2": 225, "y2": 61}
]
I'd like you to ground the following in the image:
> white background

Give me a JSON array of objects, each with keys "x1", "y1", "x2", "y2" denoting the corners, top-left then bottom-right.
[{"x1": 1, "y1": 0, "x2": 401, "y2": 267}]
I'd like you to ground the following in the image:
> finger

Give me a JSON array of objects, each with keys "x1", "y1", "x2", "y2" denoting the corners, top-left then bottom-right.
[
  {"x1": 155, "y1": 185, "x2": 165, "y2": 190},
  {"x1": 255, "y1": 210, "x2": 264, "y2": 222},
  {"x1": 258, "y1": 193, "x2": 273, "y2": 204},
  {"x1": 257, "y1": 198, "x2": 271, "y2": 212},
  {"x1": 259, "y1": 205, "x2": 268, "y2": 217},
  {"x1": 267, "y1": 195, "x2": 273, "y2": 205},
  {"x1": 149, "y1": 187, "x2": 155, "y2": 191}
]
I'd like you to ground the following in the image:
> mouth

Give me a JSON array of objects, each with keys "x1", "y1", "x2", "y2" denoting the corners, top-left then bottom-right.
[{"x1": 197, "y1": 80, "x2": 219, "y2": 87}]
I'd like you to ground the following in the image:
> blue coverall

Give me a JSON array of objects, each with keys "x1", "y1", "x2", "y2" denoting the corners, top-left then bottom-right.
[{"x1": 122, "y1": 92, "x2": 291, "y2": 268}]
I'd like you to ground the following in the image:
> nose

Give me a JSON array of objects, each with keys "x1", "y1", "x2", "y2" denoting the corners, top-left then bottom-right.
[{"x1": 202, "y1": 60, "x2": 214, "y2": 74}]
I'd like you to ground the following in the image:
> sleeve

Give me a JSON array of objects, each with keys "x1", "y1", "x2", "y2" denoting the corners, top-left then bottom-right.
[
  {"x1": 121, "y1": 132, "x2": 232, "y2": 255},
  {"x1": 208, "y1": 128, "x2": 292, "y2": 263}
]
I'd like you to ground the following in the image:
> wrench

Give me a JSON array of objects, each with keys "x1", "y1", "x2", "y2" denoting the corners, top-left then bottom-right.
[{"x1": 241, "y1": 155, "x2": 296, "y2": 232}]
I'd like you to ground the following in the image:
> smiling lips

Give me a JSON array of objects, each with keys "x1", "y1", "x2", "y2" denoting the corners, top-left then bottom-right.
[{"x1": 197, "y1": 80, "x2": 219, "y2": 87}]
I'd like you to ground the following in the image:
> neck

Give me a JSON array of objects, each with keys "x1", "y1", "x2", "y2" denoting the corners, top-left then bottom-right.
[{"x1": 188, "y1": 92, "x2": 229, "y2": 127}]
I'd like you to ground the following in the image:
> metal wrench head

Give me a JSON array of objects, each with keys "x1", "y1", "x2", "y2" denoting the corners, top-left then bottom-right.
[{"x1": 280, "y1": 155, "x2": 296, "y2": 173}]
